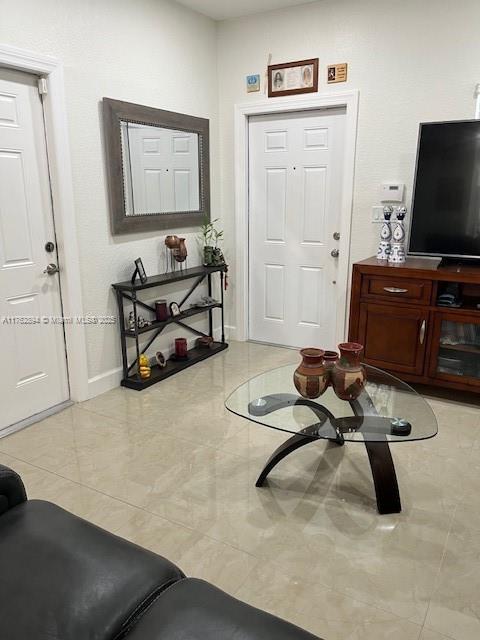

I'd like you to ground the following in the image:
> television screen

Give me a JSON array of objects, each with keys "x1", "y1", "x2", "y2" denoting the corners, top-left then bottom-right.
[{"x1": 409, "y1": 120, "x2": 480, "y2": 260}]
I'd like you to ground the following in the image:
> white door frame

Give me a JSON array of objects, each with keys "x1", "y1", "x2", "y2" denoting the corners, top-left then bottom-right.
[
  {"x1": 234, "y1": 90, "x2": 359, "y2": 344},
  {"x1": 0, "y1": 43, "x2": 88, "y2": 401}
]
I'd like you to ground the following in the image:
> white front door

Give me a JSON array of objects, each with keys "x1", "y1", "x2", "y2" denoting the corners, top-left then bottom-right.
[
  {"x1": 248, "y1": 108, "x2": 346, "y2": 349},
  {"x1": 0, "y1": 68, "x2": 69, "y2": 432}
]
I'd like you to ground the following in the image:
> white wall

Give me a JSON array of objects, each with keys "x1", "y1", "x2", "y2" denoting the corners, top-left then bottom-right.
[
  {"x1": 216, "y1": 0, "x2": 480, "y2": 333},
  {"x1": 0, "y1": 0, "x2": 219, "y2": 395}
]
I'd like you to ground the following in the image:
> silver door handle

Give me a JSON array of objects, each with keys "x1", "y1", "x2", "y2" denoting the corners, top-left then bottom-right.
[
  {"x1": 331, "y1": 249, "x2": 339, "y2": 258},
  {"x1": 384, "y1": 287, "x2": 408, "y2": 293},
  {"x1": 419, "y1": 320, "x2": 426, "y2": 345},
  {"x1": 44, "y1": 263, "x2": 59, "y2": 275}
]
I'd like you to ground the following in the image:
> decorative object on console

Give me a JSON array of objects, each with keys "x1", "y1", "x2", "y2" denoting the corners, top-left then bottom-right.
[
  {"x1": 155, "y1": 299, "x2": 169, "y2": 321},
  {"x1": 196, "y1": 336, "x2": 214, "y2": 349},
  {"x1": 200, "y1": 218, "x2": 225, "y2": 267},
  {"x1": 193, "y1": 295, "x2": 218, "y2": 308},
  {"x1": 138, "y1": 354, "x2": 151, "y2": 379},
  {"x1": 322, "y1": 350, "x2": 339, "y2": 387},
  {"x1": 131, "y1": 258, "x2": 148, "y2": 284},
  {"x1": 377, "y1": 206, "x2": 393, "y2": 261},
  {"x1": 137, "y1": 315, "x2": 151, "y2": 329},
  {"x1": 174, "y1": 238, "x2": 188, "y2": 264},
  {"x1": 388, "y1": 206, "x2": 407, "y2": 264},
  {"x1": 174, "y1": 338, "x2": 188, "y2": 360},
  {"x1": 332, "y1": 342, "x2": 367, "y2": 401},
  {"x1": 293, "y1": 348, "x2": 329, "y2": 399},
  {"x1": 127, "y1": 311, "x2": 135, "y2": 331},
  {"x1": 169, "y1": 302, "x2": 181, "y2": 317},
  {"x1": 155, "y1": 351, "x2": 167, "y2": 368},
  {"x1": 165, "y1": 236, "x2": 180, "y2": 272},
  {"x1": 268, "y1": 58, "x2": 319, "y2": 98}
]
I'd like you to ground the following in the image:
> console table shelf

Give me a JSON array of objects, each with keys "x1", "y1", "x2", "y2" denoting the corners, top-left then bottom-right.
[{"x1": 112, "y1": 265, "x2": 228, "y2": 391}]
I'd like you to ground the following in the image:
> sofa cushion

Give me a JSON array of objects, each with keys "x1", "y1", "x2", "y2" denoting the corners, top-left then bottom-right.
[
  {"x1": 125, "y1": 577, "x2": 321, "y2": 640},
  {"x1": 0, "y1": 500, "x2": 184, "y2": 640}
]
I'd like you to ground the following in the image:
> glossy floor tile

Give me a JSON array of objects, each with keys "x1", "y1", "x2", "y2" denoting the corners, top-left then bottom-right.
[{"x1": 1, "y1": 341, "x2": 479, "y2": 640}]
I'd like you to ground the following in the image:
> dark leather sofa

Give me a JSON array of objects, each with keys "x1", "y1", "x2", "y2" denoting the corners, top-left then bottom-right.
[{"x1": 0, "y1": 464, "x2": 321, "y2": 640}]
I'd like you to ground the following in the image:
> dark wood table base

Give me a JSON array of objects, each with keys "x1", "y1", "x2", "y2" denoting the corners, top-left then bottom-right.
[{"x1": 251, "y1": 394, "x2": 401, "y2": 515}]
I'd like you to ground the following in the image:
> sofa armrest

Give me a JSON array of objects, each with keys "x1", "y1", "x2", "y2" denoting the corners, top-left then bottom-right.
[{"x1": 0, "y1": 465, "x2": 27, "y2": 516}]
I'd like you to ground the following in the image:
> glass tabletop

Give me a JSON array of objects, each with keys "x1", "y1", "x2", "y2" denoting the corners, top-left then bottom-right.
[{"x1": 225, "y1": 364, "x2": 438, "y2": 443}]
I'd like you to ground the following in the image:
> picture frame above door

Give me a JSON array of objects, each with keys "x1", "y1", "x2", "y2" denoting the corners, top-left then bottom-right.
[
  {"x1": 268, "y1": 58, "x2": 319, "y2": 98},
  {"x1": 103, "y1": 98, "x2": 210, "y2": 235}
]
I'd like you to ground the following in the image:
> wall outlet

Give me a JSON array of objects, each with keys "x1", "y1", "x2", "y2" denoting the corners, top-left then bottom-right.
[{"x1": 372, "y1": 206, "x2": 384, "y2": 223}]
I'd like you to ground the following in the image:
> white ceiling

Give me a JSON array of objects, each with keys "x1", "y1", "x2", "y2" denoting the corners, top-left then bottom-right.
[{"x1": 175, "y1": 0, "x2": 320, "y2": 21}]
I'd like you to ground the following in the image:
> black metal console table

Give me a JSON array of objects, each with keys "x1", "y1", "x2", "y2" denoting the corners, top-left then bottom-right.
[{"x1": 112, "y1": 265, "x2": 228, "y2": 390}]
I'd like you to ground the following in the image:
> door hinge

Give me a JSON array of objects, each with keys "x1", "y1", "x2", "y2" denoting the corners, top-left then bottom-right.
[{"x1": 37, "y1": 77, "x2": 48, "y2": 96}]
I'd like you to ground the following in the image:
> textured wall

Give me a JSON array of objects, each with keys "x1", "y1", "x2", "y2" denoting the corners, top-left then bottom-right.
[
  {"x1": 216, "y1": 0, "x2": 480, "y2": 331},
  {"x1": 0, "y1": 0, "x2": 219, "y2": 389}
]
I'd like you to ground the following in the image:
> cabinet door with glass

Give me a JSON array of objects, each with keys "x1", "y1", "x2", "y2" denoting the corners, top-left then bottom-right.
[{"x1": 429, "y1": 311, "x2": 480, "y2": 388}]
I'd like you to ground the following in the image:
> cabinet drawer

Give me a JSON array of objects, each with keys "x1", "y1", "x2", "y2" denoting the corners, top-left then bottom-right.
[{"x1": 360, "y1": 275, "x2": 432, "y2": 305}]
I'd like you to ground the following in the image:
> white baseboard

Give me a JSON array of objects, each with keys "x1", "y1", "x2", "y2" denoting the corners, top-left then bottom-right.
[
  {"x1": 225, "y1": 324, "x2": 242, "y2": 341},
  {"x1": 87, "y1": 367, "x2": 123, "y2": 399},
  {"x1": 86, "y1": 326, "x2": 227, "y2": 399}
]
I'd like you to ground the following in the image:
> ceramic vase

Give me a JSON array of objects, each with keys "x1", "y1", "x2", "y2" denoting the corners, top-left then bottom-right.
[
  {"x1": 332, "y1": 342, "x2": 367, "y2": 401},
  {"x1": 377, "y1": 206, "x2": 393, "y2": 261},
  {"x1": 388, "y1": 206, "x2": 407, "y2": 264},
  {"x1": 293, "y1": 348, "x2": 328, "y2": 399},
  {"x1": 322, "y1": 350, "x2": 339, "y2": 387},
  {"x1": 174, "y1": 238, "x2": 187, "y2": 263}
]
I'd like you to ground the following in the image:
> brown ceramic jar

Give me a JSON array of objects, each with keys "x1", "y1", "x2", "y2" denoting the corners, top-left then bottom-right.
[
  {"x1": 322, "y1": 350, "x2": 339, "y2": 388},
  {"x1": 293, "y1": 348, "x2": 328, "y2": 399},
  {"x1": 332, "y1": 342, "x2": 367, "y2": 401}
]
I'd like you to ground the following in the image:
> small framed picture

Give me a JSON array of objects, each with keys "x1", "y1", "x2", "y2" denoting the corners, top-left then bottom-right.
[
  {"x1": 131, "y1": 257, "x2": 148, "y2": 285},
  {"x1": 327, "y1": 63, "x2": 348, "y2": 84},
  {"x1": 268, "y1": 58, "x2": 318, "y2": 98},
  {"x1": 169, "y1": 302, "x2": 181, "y2": 317},
  {"x1": 246, "y1": 74, "x2": 260, "y2": 93}
]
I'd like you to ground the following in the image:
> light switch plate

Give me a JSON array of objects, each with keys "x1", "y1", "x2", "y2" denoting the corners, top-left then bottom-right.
[{"x1": 372, "y1": 206, "x2": 384, "y2": 223}]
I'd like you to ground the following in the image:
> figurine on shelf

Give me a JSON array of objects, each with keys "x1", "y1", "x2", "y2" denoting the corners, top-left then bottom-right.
[
  {"x1": 389, "y1": 206, "x2": 407, "y2": 264},
  {"x1": 137, "y1": 315, "x2": 151, "y2": 329},
  {"x1": 127, "y1": 311, "x2": 135, "y2": 331},
  {"x1": 377, "y1": 206, "x2": 393, "y2": 262},
  {"x1": 138, "y1": 354, "x2": 151, "y2": 379}
]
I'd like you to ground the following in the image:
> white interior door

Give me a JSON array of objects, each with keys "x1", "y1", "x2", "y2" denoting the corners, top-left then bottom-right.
[
  {"x1": 248, "y1": 108, "x2": 346, "y2": 349},
  {"x1": 0, "y1": 68, "x2": 69, "y2": 432}
]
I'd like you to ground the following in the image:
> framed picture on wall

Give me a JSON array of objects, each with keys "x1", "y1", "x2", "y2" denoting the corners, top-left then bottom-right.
[{"x1": 268, "y1": 58, "x2": 319, "y2": 98}]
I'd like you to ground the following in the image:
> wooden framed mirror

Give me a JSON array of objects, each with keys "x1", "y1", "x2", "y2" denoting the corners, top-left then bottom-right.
[{"x1": 103, "y1": 98, "x2": 210, "y2": 234}]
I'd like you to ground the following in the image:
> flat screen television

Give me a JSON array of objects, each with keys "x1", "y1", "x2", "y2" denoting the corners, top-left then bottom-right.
[{"x1": 408, "y1": 119, "x2": 480, "y2": 261}]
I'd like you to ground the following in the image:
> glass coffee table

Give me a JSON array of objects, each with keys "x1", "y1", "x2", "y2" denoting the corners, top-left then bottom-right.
[{"x1": 226, "y1": 364, "x2": 438, "y2": 514}]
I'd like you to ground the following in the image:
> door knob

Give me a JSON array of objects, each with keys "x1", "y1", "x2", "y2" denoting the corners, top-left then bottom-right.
[
  {"x1": 330, "y1": 249, "x2": 340, "y2": 258},
  {"x1": 44, "y1": 263, "x2": 59, "y2": 275}
]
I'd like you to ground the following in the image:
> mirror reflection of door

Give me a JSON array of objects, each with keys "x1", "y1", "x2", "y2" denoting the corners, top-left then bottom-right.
[{"x1": 121, "y1": 121, "x2": 200, "y2": 215}]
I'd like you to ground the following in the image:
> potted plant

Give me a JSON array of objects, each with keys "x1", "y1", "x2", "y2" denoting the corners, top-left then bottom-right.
[{"x1": 200, "y1": 217, "x2": 225, "y2": 266}]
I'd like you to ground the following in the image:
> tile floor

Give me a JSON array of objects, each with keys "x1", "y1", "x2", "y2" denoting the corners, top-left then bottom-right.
[{"x1": 1, "y1": 341, "x2": 479, "y2": 640}]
